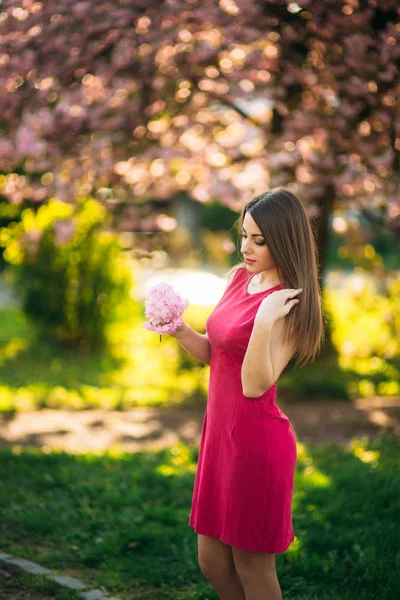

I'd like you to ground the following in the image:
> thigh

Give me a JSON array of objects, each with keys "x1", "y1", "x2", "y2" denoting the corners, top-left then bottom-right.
[
  {"x1": 232, "y1": 545, "x2": 276, "y2": 581},
  {"x1": 197, "y1": 534, "x2": 236, "y2": 575}
]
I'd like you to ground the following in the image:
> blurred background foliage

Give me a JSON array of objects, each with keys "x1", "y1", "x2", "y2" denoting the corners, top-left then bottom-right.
[
  {"x1": 0, "y1": 267, "x2": 399, "y2": 413},
  {"x1": 0, "y1": 197, "x2": 134, "y2": 352},
  {"x1": 0, "y1": 179, "x2": 399, "y2": 413}
]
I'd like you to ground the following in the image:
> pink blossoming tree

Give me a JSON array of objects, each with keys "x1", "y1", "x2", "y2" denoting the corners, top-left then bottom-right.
[{"x1": 0, "y1": 0, "x2": 399, "y2": 279}]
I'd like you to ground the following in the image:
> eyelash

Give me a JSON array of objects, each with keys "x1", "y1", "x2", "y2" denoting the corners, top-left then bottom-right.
[{"x1": 240, "y1": 234, "x2": 265, "y2": 246}]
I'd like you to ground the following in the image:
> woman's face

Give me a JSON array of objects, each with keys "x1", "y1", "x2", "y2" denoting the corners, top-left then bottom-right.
[{"x1": 240, "y1": 212, "x2": 275, "y2": 274}]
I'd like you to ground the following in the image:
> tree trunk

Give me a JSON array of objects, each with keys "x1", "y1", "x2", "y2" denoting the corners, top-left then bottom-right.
[
  {"x1": 313, "y1": 184, "x2": 334, "y2": 287},
  {"x1": 312, "y1": 185, "x2": 338, "y2": 359}
]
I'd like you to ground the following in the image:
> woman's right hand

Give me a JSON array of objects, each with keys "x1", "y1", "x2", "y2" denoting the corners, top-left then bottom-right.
[{"x1": 168, "y1": 322, "x2": 188, "y2": 338}]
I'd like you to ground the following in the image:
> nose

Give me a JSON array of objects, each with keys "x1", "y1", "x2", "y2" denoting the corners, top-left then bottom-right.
[{"x1": 241, "y1": 237, "x2": 250, "y2": 255}]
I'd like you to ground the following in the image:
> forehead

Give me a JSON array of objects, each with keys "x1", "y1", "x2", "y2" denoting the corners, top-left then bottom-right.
[{"x1": 242, "y1": 212, "x2": 261, "y2": 232}]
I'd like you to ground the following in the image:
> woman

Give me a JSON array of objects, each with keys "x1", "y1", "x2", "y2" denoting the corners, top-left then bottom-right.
[{"x1": 170, "y1": 188, "x2": 325, "y2": 600}]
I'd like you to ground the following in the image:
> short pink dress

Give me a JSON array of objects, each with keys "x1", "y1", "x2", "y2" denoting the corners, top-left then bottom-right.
[{"x1": 188, "y1": 266, "x2": 297, "y2": 553}]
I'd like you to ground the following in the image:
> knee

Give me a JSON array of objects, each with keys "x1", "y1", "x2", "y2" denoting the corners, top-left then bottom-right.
[
  {"x1": 234, "y1": 554, "x2": 276, "y2": 586},
  {"x1": 233, "y1": 561, "x2": 252, "y2": 586},
  {"x1": 198, "y1": 556, "x2": 234, "y2": 582}
]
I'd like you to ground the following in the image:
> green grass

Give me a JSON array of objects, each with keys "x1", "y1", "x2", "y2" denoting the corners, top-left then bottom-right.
[
  {"x1": 0, "y1": 569, "x2": 81, "y2": 600},
  {"x1": 0, "y1": 433, "x2": 399, "y2": 599}
]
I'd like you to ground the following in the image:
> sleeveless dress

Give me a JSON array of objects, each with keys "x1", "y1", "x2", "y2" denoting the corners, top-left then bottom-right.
[{"x1": 188, "y1": 266, "x2": 297, "y2": 554}]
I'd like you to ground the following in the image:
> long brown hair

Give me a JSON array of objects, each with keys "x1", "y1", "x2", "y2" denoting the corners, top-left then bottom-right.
[{"x1": 227, "y1": 187, "x2": 326, "y2": 367}]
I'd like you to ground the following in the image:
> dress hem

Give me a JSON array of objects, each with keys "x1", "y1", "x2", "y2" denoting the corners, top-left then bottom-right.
[{"x1": 188, "y1": 523, "x2": 295, "y2": 554}]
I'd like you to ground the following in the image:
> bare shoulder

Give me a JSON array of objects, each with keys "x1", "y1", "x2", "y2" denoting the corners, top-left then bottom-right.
[{"x1": 224, "y1": 262, "x2": 245, "y2": 287}]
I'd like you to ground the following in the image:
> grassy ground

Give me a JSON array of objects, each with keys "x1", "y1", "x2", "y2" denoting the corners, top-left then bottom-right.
[
  {"x1": 0, "y1": 568, "x2": 81, "y2": 600},
  {"x1": 1, "y1": 432, "x2": 398, "y2": 600}
]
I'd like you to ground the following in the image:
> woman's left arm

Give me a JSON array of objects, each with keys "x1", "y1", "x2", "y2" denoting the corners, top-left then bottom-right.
[{"x1": 241, "y1": 288, "x2": 301, "y2": 398}]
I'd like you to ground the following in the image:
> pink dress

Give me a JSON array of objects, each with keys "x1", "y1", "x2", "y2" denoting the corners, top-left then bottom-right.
[{"x1": 188, "y1": 266, "x2": 297, "y2": 553}]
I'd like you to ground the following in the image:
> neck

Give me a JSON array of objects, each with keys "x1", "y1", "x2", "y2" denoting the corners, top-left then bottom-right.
[{"x1": 258, "y1": 269, "x2": 280, "y2": 286}]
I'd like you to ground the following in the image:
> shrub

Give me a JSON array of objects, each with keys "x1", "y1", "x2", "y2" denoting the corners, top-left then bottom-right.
[{"x1": 0, "y1": 196, "x2": 134, "y2": 351}]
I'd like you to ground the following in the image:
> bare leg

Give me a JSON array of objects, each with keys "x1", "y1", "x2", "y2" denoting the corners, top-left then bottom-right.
[
  {"x1": 197, "y1": 534, "x2": 246, "y2": 600},
  {"x1": 232, "y1": 546, "x2": 282, "y2": 600}
]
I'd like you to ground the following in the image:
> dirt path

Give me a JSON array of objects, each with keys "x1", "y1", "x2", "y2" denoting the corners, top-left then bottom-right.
[{"x1": 1, "y1": 396, "x2": 399, "y2": 453}]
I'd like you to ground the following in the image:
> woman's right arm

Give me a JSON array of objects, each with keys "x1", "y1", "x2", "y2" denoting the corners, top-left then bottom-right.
[
  {"x1": 169, "y1": 323, "x2": 211, "y2": 366},
  {"x1": 169, "y1": 266, "x2": 241, "y2": 365}
]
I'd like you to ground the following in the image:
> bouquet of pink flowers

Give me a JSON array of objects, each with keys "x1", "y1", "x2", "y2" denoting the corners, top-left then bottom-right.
[{"x1": 142, "y1": 281, "x2": 189, "y2": 341}]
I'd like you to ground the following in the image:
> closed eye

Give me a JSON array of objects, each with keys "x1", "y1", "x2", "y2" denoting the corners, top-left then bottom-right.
[{"x1": 240, "y1": 234, "x2": 265, "y2": 246}]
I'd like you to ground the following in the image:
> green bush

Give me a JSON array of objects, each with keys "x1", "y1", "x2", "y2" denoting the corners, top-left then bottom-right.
[{"x1": 0, "y1": 196, "x2": 134, "y2": 351}]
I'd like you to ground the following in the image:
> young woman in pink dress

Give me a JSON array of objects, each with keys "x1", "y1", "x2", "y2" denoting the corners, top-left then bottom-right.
[{"x1": 169, "y1": 188, "x2": 325, "y2": 600}]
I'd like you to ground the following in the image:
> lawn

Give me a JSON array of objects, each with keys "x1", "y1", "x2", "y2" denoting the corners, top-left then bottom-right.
[
  {"x1": 1, "y1": 432, "x2": 398, "y2": 599},
  {"x1": 0, "y1": 568, "x2": 82, "y2": 600}
]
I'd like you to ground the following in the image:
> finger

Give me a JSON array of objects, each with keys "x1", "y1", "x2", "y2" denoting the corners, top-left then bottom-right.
[
  {"x1": 286, "y1": 299, "x2": 300, "y2": 312},
  {"x1": 284, "y1": 292, "x2": 302, "y2": 301},
  {"x1": 277, "y1": 288, "x2": 298, "y2": 294},
  {"x1": 285, "y1": 288, "x2": 302, "y2": 296}
]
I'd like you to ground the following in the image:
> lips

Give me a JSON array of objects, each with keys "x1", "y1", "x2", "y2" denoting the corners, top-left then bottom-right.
[{"x1": 244, "y1": 258, "x2": 255, "y2": 264}]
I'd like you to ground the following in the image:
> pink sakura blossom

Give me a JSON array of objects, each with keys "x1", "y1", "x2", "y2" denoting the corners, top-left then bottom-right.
[{"x1": 142, "y1": 281, "x2": 189, "y2": 342}]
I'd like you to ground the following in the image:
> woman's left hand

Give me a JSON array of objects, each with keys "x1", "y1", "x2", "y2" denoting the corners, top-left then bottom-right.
[{"x1": 255, "y1": 288, "x2": 302, "y2": 325}]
